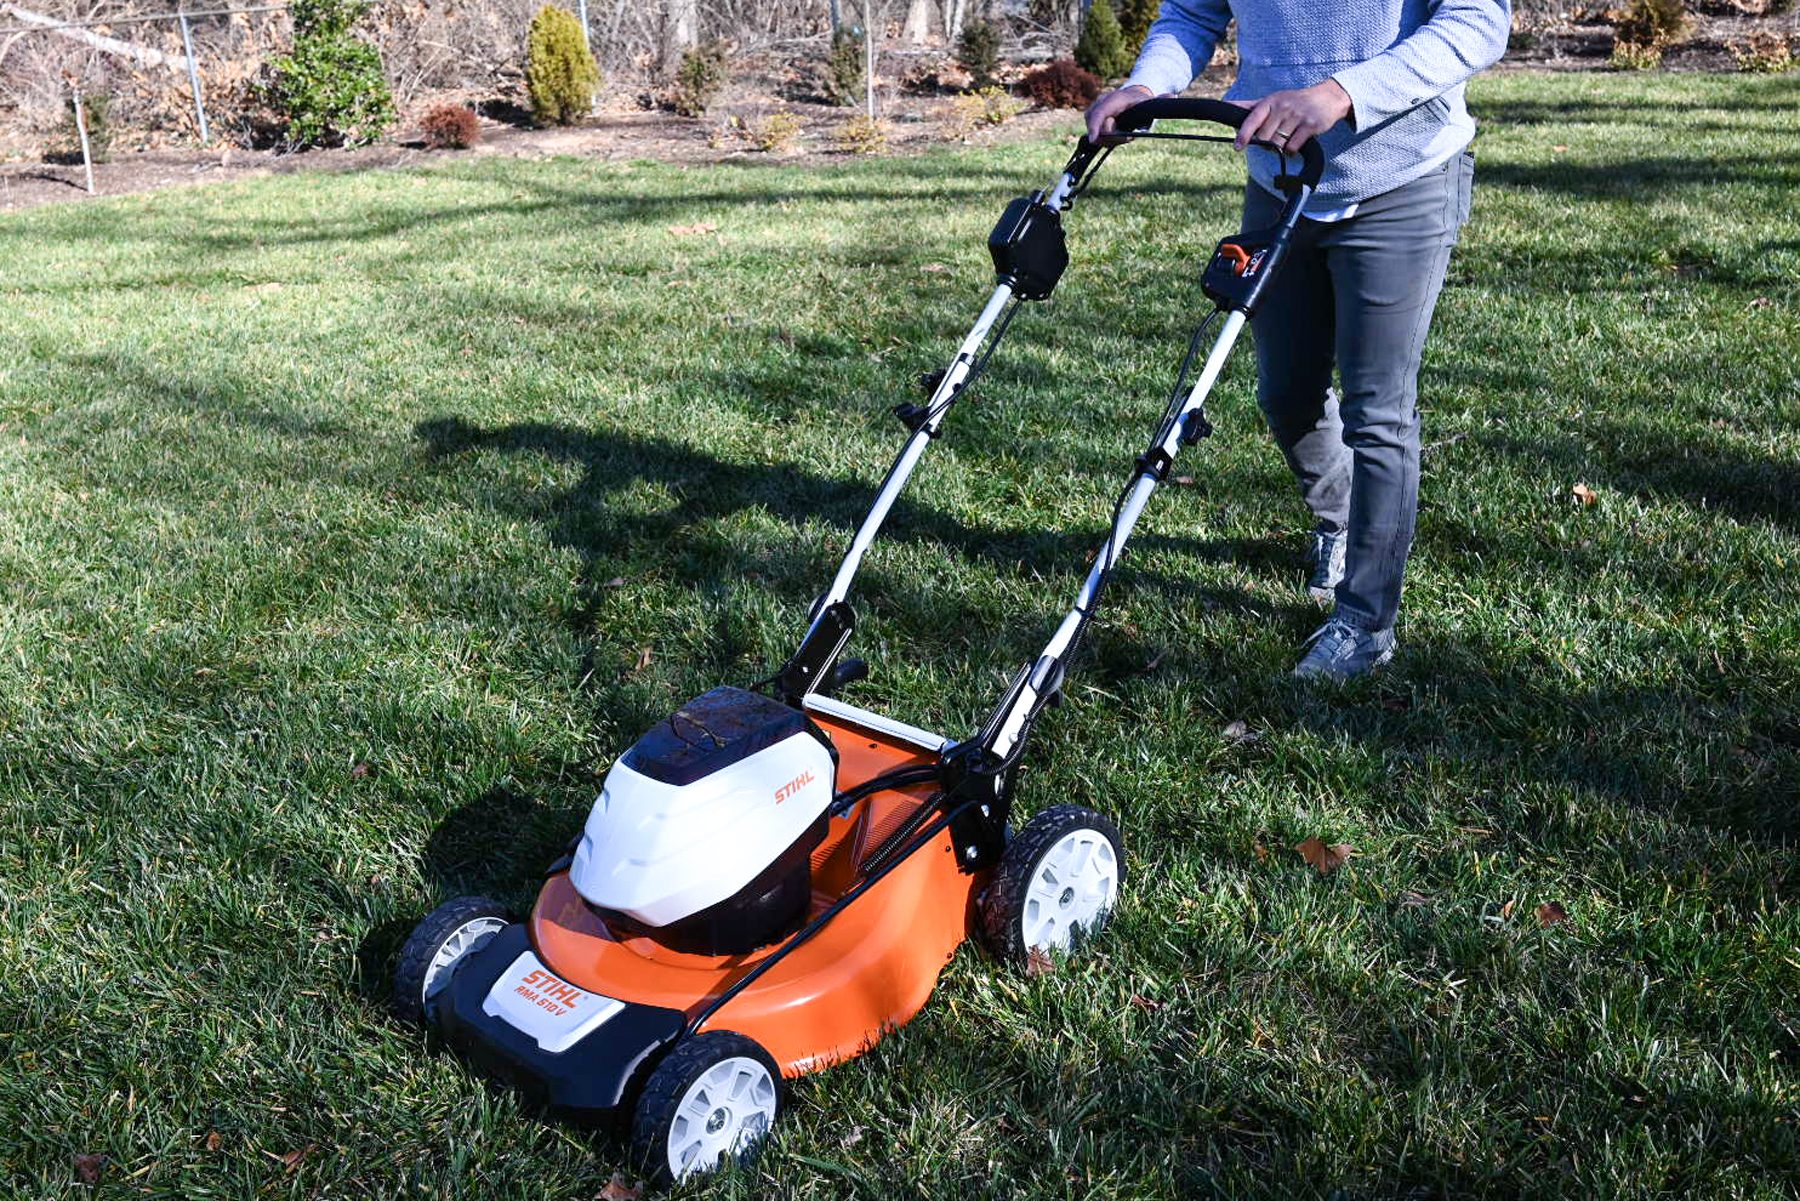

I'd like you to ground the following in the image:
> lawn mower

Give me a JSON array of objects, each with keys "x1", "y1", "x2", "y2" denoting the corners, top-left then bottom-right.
[{"x1": 392, "y1": 98, "x2": 1324, "y2": 1184}]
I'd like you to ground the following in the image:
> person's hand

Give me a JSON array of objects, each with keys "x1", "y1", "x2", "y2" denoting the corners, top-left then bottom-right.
[
  {"x1": 1084, "y1": 84, "x2": 1155, "y2": 146},
  {"x1": 1230, "y1": 80, "x2": 1353, "y2": 153}
]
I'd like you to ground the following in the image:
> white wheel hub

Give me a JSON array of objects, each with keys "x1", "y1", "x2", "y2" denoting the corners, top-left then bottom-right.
[
  {"x1": 421, "y1": 916, "x2": 507, "y2": 1007},
  {"x1": 667, "y1": 1056, "x2": 778, "y2": 1179},
  {"x1": 1022, "y1": 827, "x2": 1119, "y2": 953}
]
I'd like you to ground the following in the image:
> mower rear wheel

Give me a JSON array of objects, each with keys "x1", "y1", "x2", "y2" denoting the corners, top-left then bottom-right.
[
  {"x1": 980, "y1": 804, "x2": 1124, "y2": 963},
  {"x1": 391, "y1": 896, "x2": 512, "y2": 1025},
  {"x1": 632, "y1": 1032, "x2": 783, "y2": 1184}
]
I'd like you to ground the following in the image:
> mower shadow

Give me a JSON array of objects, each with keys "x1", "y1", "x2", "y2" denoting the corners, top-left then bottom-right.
[{"x1": 413, "y1": 414, "x2": 1295, "y2": 677}]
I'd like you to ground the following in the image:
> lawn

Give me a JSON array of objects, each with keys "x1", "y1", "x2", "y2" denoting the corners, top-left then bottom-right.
[{"x1": 1, "y1": 69, "x2": 1797, "y2": 1199}]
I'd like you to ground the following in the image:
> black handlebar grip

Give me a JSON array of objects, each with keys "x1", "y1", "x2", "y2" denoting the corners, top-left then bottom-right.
[{"x1": 1114, "y1": 96, "x2": 1326, "y2": 190}]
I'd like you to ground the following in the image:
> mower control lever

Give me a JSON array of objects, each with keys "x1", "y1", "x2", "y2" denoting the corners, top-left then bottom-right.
[{"x1": 1111, "y1": 95, "x2": 1326, "y2": 191}]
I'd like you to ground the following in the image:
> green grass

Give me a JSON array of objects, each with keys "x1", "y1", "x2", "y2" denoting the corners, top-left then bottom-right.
[{"x1": 2, "y1": 70, "x2": 1797, "y2": 1199}]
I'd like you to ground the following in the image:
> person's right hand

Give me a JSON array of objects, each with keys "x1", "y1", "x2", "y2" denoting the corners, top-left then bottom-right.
[{"x1": 1084, "y1": 84, "x2": 1155, "y2": 145}]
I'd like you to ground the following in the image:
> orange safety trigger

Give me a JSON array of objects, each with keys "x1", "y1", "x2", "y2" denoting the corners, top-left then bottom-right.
[{"x1": 1217, "y1": 243, "x2": 1251, "y2": 276}]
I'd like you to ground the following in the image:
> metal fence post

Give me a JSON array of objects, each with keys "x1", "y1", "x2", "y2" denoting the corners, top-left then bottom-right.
[
  {"x1": 177, "y1": 7, "x2": 210, "y2": 145},
  {"x1": 70, "y1": 82, "x2": 95, "y2": 195}
]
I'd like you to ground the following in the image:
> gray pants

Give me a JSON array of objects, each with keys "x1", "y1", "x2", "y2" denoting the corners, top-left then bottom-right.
[{"x1": 1243, "y1": 150, "x2": 1474, "y2": 633}]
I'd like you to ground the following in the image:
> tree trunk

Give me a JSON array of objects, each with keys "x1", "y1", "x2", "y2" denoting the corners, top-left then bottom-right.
[
  {"x1": 902, "y1": 0, "x2": 931, "y2": 43},
  {"x1": 0, "y1": 3, "x2": 189, "y2": 74},
  {"x1": 662, "y1": 0, "x2": 697, "y2": 71},
  {"x1": 940, "y1": 0, "x2": 967, "y2": 42}
]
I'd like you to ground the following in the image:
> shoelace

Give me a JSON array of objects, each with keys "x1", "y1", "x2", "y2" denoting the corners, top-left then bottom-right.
[{"x1": 1301, "y1": 619, "x2": 1360, "y2": 661}]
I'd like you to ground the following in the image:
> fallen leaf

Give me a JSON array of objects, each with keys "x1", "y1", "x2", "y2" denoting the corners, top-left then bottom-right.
[
  {"x1": 1026, "y1": 947, "x2": 1054, "y2": 977},
  {"x1": 1399, "y1": 890, "x2": 1430, "y2": 908},
  {"x1": 634, "y1": 646, "x2": 654, "y2": 672},
  {"x1": 1222, "y1": 719, "x2": 1260, "y2": 744},
  {"x1": 1501, "y1": 898, "x2": 1517, "y2": 920},
  {"x1": 1135, "y1": 649, "x2": 1168, "y2": 675},
  {"x1": 1748, "y1": 296, "x2": 1771, "y2": 309},
  {"x1": 921, "y1": 262, "x2": 950, "y2": 273},
  {"x1": 1552, "y1": 144, "x2": 1568, "y2": 152},
  {"x1": 1172, "y1": 474, "x2": 1197, "y2": 486},
  {"x1": 1570, "y1": 482, "x2": 1598, "y2": 506},
  {"x1": 1295, "y1": 837, "x2": 1353, "y2": 874},
  {"x1": 73, "y1": 1153, "x2": 106, "y2": 1184},
  {"x1": 204, "y1": 1131, "x2": 222, "y2": 1152},
  {"x1": 668, "y1": 221, "x2": 718, "y2": 236},
  {"x1": 596, "y1": 1173, "x2": 642, "y2": 1201},
  {"x1": 1536, "y1": 901, "x2": 1568, "y2": 927},
  {"x1": 1252, "y1": 841, "x2": 1270, "y2": 862},
  {"x1": 266, "y1": 1145, "x2": 314, "y2": 1172},
  {"x1": 603, "y1": 576, "x2": 625, "y2": 588},
  {"x1": 349, "y1": 762, "x2": 373, "y2": 779},
  {"x1": 1129, "y1": 993, "x2": 1163, "y2": 1012}
]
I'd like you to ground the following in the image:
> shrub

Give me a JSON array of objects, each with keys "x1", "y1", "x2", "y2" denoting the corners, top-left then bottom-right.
[
  {"x1": 263, "y1": 0, "x2": 395, "y2": 148},
  {"x1": 1115, "y1": 0, "x2": 1158, "y2": 57},
  {"x1": 1731, "y1": 30, "x2": 1794, "y2": 73},
  {"x1": 60, "y1": 91, "x2": 114, "y2": 163},
  {"x1": 950, "y1": 85, "x2": 1021, "y2": 134},
  {"x1": 746, "y1": 109, "x2": 803, "y2": 152},
  {"x1": 825, "y1": 28, "x2": 866, "y2": 106},
  {"x1": 835, "y1": 114, "x2": 887, "y2": 154},
  {"x1": 526, "y1": 5, "x2": 600, "y2": 125},
  {"x1": 420, "y1": 103, "x2": 480, "y2": 148},
  {"x1": 1614, "y1": 0, "x2": 1691, "y2": 48},
  {"x1": 1609, "y1": 38, "x2": 1664, "y2": 69},
  {"x1": 673, "y1": 38, "x2": 730, "y2": 117},
  {"x1": 1018, "y1": 57, "x2": 1103, "y2": 108},
  {"x1": 956, "y1": 17, "x2": 1004, "y2": 89},
  {"x1": 1075, "y1": 0, "x2": 1132, "y2": 80}
]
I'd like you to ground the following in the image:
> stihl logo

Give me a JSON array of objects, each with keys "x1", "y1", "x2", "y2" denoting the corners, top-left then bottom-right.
[
  {"x1": 514, "y1": 969, "x2": 584, "y2": 1015},
  {"x1": 774, "y1": 769, "x2": 815, "y2": 804}
]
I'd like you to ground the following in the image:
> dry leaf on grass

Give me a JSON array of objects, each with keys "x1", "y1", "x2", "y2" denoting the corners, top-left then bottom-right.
[
  {"x1": 1536, "y1": 901, "x2": 1569, "y2": 927},
  {"x1": 1570, "y1": 482, "x2": 1599, "y2": 506},
  {"x1": 1222, "y1": 719, "x2": 1260, "y2": 744},
  {"x1": 1252, "y1": 841, "x2": 1270, "y2": 862},
  {"x1": 1129, "y1": 993, "x2": 1163, "y2": 1012},
  {"x1": 603, "y1": 576, "x2": 625, "y2": 588},
  {"x1": 921, "y1": 262, "x2": 950, "y2": 273},
  {"x1": 596, "y1": 1173, "x2": 643, "y2": 1201},
  {"x1": 1748, "y1": 296, "x2": 1771, "y2": 309},
  {"x1": 1296, "y1": 837, "x2": 1353, "y2": 874},
  {"x1": 668, "y1": 222, "x2": 719, "y2": 236},
  {"x1": 73, "y1": 1153, "x2": 106, "y2": 1184},
  {"x1": 204, "y1": 1131, "x2": 222, "y2": 1152},
  {"x1": 267, "y1": 1146, "x2": 314, "y2": 1172},
  {"x1": 349, "y1": 761, "x2": 373, "y2": 779},
  {"x1": 1399, "y1": 890, "x2": 1430, "y2": 908},
  {"x1": 634, "y1": 646, "x2": 654, "y2": 672},
  {"x1": 1172, "y1": 474, "x2": 1197, "y2": 486},
  {"x1": 1026, "y1": 947, "x2": 1055, "y2": 977},
  {"x1": 1553, "y1": 144, "x2": 1568, "y2": 152},
  {"x1": 1500, "y1": 898, "x2": 1517, "y2": 920}
]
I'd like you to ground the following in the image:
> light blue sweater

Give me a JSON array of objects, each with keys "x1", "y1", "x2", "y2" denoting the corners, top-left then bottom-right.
[{"x1": 1122, "y1": 0, "x2": 1512, "y2": 209}]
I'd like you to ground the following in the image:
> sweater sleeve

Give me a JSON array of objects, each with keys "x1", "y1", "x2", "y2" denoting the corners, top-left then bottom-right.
[
  {"x1": 1121, "y1": 0, "x2": 1235, "y2": 97},
  {"x1": 1330, "y1": 0, "x2": 1512, "y2": 129}
]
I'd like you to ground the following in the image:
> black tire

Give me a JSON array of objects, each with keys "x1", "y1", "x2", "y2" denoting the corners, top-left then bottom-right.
[
  {"x1": 391, "y1": 895, "x2": 513, "y2": 1025},
  {"x1": 631, "y1": 1031, "x2": 784, "y2": 1185},
  {"x1": 980, "y1": 804, "x2": 1125, "y2": 964}
]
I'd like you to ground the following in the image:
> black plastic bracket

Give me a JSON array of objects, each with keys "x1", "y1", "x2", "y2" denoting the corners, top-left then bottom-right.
[
  {"x1": 775, "y1": 601, "x2": 856, "y2": 706},
  {"x1": 1135, "y1": 447, "x2": 1174, "y2": 481},
  {"x1": 892, "y1": 402, "x2": 939, "y2": 436},
  {"x1": 988, "y1": 195, "x2": 1070, "y2": 302}
]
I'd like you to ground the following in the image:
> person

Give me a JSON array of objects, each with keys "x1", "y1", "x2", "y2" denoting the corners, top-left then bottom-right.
[{"x1": 1085, "y1": 0, "x2": 1511, "y2": 679}]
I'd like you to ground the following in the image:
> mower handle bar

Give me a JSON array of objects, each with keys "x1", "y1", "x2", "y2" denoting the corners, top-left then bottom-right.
[{"x1": 1109, "y1": 96, "x2": 1325, "y2": 190}]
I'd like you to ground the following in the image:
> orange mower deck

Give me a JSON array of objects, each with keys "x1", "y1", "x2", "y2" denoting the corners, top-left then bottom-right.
[{"x1": 530, "y1": 712, "x2": 989, "y2": 1077}]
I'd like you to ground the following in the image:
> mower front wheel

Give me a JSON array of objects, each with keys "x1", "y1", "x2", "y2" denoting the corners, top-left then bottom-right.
[
  {"x1": 632, "y1": 1031, "x2": 784, "y2": 1184},
  {"x1": 980, "y1": 804, "x2": 1124, "y2": 963},
  {"x1": 391, "y1": 896, "x2": 513, "y2": 1025}
]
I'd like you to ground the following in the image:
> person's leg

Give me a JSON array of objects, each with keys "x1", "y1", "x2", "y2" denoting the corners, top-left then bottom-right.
[
  {"x1": 1316, "y1": 151, "x2": 1473, "y2": 635},
  {"x1": 1242, "y1": 185, "x2": 1349, "y2": 538}
]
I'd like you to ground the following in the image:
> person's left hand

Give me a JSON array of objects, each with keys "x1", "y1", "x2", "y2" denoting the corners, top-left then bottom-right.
[{"x1": 1231, "y1": 80, "x2": 1353, "y2": 153}]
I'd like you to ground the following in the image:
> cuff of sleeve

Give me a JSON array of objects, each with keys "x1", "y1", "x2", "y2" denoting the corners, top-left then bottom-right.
[
  {"x1": 1329, "y1": 60, "x2": 1417, "y2": 131},
  {"x1": 1117, "y1": 74, "x2": 1168, "y2": 100}
]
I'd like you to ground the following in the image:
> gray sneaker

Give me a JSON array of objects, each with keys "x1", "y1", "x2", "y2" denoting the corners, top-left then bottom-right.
[
  {"x1": 1307, "y1": 530, "x2": 1347, "y2": 606},
  {"x1": 1292, "y1": 617, "x2": 1396, "y2": 680}
]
